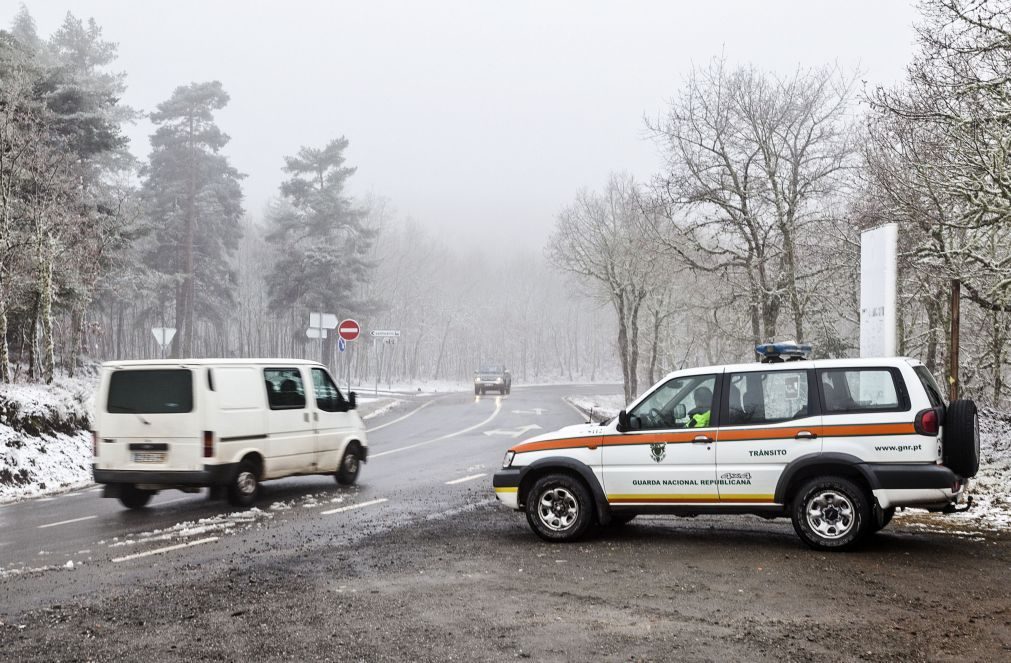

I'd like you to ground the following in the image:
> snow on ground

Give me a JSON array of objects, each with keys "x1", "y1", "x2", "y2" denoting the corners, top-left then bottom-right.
[
  {"x1": 565, "y1": 394, "x2": 627, "y2": 422},
  {"x1": 0, "y1": 377, "x2": 96, "y2": 504}
]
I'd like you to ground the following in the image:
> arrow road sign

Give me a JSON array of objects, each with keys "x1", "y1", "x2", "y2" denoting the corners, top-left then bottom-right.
[
  {"x1": 309, "y1": 313, "x2": 339, "y2": 329},
  {"x1": 370, "y1": 329, "x2": 401, "y2": 338},
  {"x1": 306, "y1": 328, "x2": 327, "y2": 339},
  {"x1": 338, "y1": 319, "x2": 361, "y2": 341},
  {"x1": 338, "y1": 337, "x2": 346, "y2": 353},
  {"x1": 482, "y1": 424, "x2": 542, "y2": 439}
]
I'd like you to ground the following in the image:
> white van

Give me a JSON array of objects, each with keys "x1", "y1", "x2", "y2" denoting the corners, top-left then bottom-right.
[{"x1": 92, "y1": 359, "x2": 368, "y2": 510}]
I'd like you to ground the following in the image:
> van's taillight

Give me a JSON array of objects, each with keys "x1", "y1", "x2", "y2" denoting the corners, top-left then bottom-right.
[
  {"x1": 914, "y1": 408, "x2": 940, "y2": 435},
  {"x1": 92, "y1": 432, "x2": 98, "y2": 456},
  {"x1": 203, "y1": 431, "x2": 214, "y2": 458}
]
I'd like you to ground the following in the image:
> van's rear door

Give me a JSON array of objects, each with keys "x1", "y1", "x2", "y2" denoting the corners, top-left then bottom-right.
[{"x1": 96, "y1": 368, "x2": 202, "y2": 472}]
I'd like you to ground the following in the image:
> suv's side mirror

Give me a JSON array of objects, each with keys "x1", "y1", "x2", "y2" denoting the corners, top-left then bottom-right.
[
  {"x1": 674, "y1": 404, "x2": 686, "y2": 420},
  {"x1": 348, "y1": 391, "x2": 357, "y2": 410},
  {"x1": 617, "y1": 410, "x2": 630, "y2": 433}
]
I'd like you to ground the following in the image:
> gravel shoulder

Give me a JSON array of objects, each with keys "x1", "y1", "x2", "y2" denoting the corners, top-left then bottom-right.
[{"x1": 3, "y1": 506, "x2": 1010, "y2": 662}]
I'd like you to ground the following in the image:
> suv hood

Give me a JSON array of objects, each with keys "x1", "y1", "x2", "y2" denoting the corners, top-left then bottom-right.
[{"x1": 512, "y1": 422, "x2": 608, "y2": 449}]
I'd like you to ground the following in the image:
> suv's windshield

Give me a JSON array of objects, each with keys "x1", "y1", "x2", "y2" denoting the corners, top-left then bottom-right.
[
  {"x1": 479, "y1": 365, "x2": 503, "y2": 373},
  {"x1": 107, "y1": 369, "x2": 193, "y2": 414}
]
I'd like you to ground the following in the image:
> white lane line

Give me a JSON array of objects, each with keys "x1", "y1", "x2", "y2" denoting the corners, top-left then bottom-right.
[
  {"x1": 38, "y1": 515, "x2": 98, "y2": 529},
  {"x1": 371, "y1": 399, "x2": 503, "y2": 459},
  {"x1": 366, "y1": 399, "x2": 435, "y2": 433},
  {"x1": 321, "y1": 498, "x2": 388, "y2": 515},
  {"x1": 445, "y1": 473, "x2": 487, "y2": 485},
  {"x1": 112, "y1": 536, "x2": 218, "y2": 563},
  {"x1": 155, "y1": 496, "x2": 193, "y2": 507}
]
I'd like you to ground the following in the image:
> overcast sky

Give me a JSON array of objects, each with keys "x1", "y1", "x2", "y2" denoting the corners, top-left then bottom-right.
[{"x1": 8, "y1": 1, "x2": 919, "y2": 249}]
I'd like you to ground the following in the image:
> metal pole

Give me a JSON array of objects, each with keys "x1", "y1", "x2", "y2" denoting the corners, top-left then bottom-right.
[{"x1": 949, "y1": 280, "x2": 960, "y2": 402}]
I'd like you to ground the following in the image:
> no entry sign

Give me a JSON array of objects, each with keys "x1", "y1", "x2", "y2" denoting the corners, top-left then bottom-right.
[{"x1": 338, "y1": 319, "x2": 361, "y2": 341}]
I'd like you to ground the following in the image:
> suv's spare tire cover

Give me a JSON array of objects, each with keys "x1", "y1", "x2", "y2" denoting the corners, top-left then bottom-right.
[{"x1": 944, "y1": 399, "x2": 980, "y2": 478}]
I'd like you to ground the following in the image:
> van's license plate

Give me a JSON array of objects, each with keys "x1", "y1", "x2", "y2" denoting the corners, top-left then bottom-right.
[{"x1": 132, "y1": 451, "x2": 166, "y2": 464}]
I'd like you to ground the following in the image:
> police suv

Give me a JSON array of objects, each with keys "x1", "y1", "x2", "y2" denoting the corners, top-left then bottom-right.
[{"x1": 493, "y1": 345, "x2": 979, "y2": 550}]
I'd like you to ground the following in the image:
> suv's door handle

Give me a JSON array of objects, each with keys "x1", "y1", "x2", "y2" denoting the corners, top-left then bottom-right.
[
  {"x1": 795, "y1": 430, "x2": 817, "y2": 440},
  {"x1": 692, "y1": 435, "x2": 713, "y2": 444},
  {"x1": 303, "y1": 412, "x2": 310, "y2": 423},
  {"x1": 313, "y1": 412, "x2": 319, "y2": 422}
]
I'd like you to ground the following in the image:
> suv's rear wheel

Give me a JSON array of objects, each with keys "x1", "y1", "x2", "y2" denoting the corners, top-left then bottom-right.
[
  {"x1": 227, "y1": 461, "x2": 259, "y2": 507},
  {"x1": 944, "y1": 399, "x2": 980, "y2": 478},
  {"x1": 790, "y1": 476, "x2": 870, "y2": 551},
  {"x1": 118, "y1": 484, "x2": 153, "y2": 510},
  {"x1": 525, "y1": 474, "x2": 594, "y2": 542}
]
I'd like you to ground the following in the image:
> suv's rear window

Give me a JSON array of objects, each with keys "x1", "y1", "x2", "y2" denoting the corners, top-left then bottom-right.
[
  {"x1": 107, "y1": 369, "x2": 193, "y2": 414},
  {"x1": 818, "y1": 368, "x2": 909, "y2": 414}
]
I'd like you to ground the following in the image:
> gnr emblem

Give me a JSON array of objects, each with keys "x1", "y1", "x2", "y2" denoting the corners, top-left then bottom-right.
[{"x1": 649, "y1": 442, "x2": 666, "y2": 463}]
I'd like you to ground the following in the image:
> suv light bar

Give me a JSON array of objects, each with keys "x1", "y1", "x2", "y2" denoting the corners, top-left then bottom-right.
[{"x1": 755, "y1": 341, "x2": 812, "y2": 363}]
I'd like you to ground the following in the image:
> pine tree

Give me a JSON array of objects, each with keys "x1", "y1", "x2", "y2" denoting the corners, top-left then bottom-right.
[
  {"x1": 142, "y1": 81, "x2": 244, "y2": 358},
  {"x1": 265, "y1": 139, "x2": 375, "y2": 362}
]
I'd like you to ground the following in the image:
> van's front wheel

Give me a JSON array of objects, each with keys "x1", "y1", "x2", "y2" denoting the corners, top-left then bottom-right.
[
  {"x1": 227, "y1": 461, "x2": 259, "y2": 507},
  {"x1": 119, "y1": 484, "x2": 153, "y2": 510},
  {"x1": 336, "y1": 445, "x2": 362, "y2": 485}
]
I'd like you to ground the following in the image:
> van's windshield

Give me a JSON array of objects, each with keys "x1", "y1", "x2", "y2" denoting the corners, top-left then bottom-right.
[{"x1": 107, "y1": 369, "x2": 193, "y2": 414}]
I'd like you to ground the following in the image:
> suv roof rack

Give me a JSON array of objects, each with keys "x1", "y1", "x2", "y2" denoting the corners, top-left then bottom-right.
[{"x1": 755, "y1": 341, "x2": 812, "y2": 363}]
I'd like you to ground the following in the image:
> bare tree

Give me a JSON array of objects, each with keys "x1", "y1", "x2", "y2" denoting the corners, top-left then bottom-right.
[{"x1": 646, "y1": 57, "x2": 858, "y2": 347}]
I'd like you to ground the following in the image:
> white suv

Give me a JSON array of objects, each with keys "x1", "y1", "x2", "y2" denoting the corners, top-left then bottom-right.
[{"x1": 493, "y1": 356, "x2": 979, "y2": 550}]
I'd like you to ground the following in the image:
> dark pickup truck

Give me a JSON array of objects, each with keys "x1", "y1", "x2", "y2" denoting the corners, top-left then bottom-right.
[{"x1": 474, "y1": 365, "x2": 512, "y2": 395}]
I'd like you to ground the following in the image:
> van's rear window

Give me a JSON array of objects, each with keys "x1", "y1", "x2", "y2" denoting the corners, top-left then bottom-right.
[{"x1": 107, "y1": 370, "x2": 193, "y2": 414}]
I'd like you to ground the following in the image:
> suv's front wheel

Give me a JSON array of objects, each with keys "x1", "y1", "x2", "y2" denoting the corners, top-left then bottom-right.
[
  {"x1": 790, "y1": 476, "x2": 870, "y2": 551},
  {"x1": 525, "y1": 474, "x2": 594, "y2": 542}
]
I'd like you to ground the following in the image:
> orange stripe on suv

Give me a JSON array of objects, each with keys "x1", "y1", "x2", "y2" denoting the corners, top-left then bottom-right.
[{"x1": 509, "y1": 422, "x2": 918, "y2": 454}]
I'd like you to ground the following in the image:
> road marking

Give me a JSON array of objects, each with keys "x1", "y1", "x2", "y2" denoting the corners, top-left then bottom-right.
[
  {"x1": 366, "y1": 399, "x2": 435, "y2": 433},
  {"x1": 445, "y1": 473, "x2": 486, "y2": 485},
  {"x1": 483, "y1": 424, "x2": 542, "y2": 438},
  {"x1": 112, "y1": 536, "x2": 218, "y2": 563},
  {"x1": 371, "y1": 399, "x2": 503, "y2": 459},
  {"x1": 38, "y1": 515, "x2": 98, "y2": 529},
  {"x1": 321, "y1": 498, "x2": 388, "y2": 515},
  {"x1": 156, "y1": 496, "x2": 193, "y2": 507}
]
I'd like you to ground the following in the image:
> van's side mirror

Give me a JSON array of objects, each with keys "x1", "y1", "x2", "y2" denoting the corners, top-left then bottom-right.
[
  {"x1": 617, "y1": 410, "x2": 630, "y2": 433},
  {"x1": 674, "y1": 404, "x2": 687, "y2": 420},
  {"x1": 348, "y1": 391, "x2": 357, "y2": 410}
]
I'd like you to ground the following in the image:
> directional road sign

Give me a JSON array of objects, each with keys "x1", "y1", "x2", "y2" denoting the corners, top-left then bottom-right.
[
  {"x1": 338, "y1": 337, "x2": 347, "y2": 353},
  {"x1": 309, "y1": 313, "x2": 339, "y2": 329},
  {"x1": 370, "y1": 329, "x2": 401, "y2": 338}
]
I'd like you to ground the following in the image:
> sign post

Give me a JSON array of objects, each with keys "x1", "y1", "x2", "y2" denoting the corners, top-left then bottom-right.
[
  {"x1": 859, "y1": 224, "x2": 897, "y2": 358},
  {"x1": 337, "y1": 319, "x2": 361, "y2": 396}
]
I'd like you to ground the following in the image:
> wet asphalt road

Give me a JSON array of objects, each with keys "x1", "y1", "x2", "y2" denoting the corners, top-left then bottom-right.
[{"x1": 2, "y1": 383, "x2": 1010, "y2": 662}]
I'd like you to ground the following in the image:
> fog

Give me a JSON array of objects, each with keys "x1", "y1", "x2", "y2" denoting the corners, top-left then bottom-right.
[{"x1": 9, "y1": 0, "x2": 916, "y2": 249}]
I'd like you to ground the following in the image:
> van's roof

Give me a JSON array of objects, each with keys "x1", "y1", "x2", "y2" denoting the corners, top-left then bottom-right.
[{"x1": 102, "y1": 358, "x2": 326, "y2": 368}]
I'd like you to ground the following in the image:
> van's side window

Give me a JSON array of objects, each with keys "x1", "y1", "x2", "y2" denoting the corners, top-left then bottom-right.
[
  {"x1": 311, "y1": 368, "x2": 347, "y2": 412},
  {"x1": 818, "y1": 368, "x2": 909, "y2": 414},
  {"x1": 264, "y1": 368, "x2": 306, "y2": 410}
]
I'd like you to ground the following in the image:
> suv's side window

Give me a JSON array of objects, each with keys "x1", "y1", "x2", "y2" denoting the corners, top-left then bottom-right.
[
  {"x1": 627, "y1": 374, "x2": 717, "y2": 430},
  {"x1": 311, "y1": 368, "x2": 347, "y2": 412},
  {"x1": 818, "y1": 368, "x2": 909, "y2": 414},
  {"x1": 724, "y1": 370, "x2": 810, "y2": 426},
  {"x1": 264, "y1": 368, "x2": 306, "y2": 410}
]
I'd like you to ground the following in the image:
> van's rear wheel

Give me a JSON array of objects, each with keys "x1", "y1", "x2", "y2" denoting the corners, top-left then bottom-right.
[
  {"x1": 227, "y1": 461, "x2": 259, "y2": 507},
  {"x1": 119, "y1": 484, "x2": 153, "y2": 510},
  {"x1": 336, "y1": 445, "x2": 361, "y2": 485}
]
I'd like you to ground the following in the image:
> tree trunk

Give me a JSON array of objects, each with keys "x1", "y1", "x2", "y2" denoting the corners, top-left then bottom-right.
[
  {"x1": 0, "y1": 271, "x2": 9, "y2": 383},
  {"x1": 41, "y1": 232, "x2": 55, "y2": 384}
]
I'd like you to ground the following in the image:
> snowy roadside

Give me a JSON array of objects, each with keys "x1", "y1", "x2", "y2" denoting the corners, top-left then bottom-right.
[
  {"x1": 565, "y1": 394, "x2": 626, "y2": 423},
  {"x1": 0, "y1": 378, "x2": 96, "y2": 504}
]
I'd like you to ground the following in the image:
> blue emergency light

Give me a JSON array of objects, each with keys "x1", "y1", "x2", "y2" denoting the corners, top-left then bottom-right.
[{"x1": 755, "y1": 341, "x2": 812, "y2": 363}]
